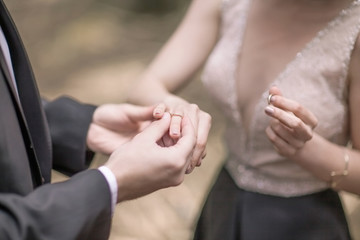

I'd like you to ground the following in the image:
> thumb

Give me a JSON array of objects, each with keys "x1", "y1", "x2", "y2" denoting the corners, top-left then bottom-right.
[
  {"x1": 139, "y1": 112, "x2": 171, "y2": 142},
  {"x1": 269, "y1": 86, "x2": 283, "y2": 96},
  {"x1": 126, "y1": 105, "x2": 155, "y2": 122}
]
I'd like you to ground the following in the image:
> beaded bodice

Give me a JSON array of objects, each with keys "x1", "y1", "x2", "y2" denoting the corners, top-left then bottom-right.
[{"x1": 202, "y1": 0, "x2": 360, "y2": 196}]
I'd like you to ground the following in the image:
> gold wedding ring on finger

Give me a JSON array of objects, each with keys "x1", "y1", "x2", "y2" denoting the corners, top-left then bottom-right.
[
  {"x1": 267, "y1": 94, "x2": 274, "y2": 105},
  {"x1": 170, "y1": 113, "x2": 183, "y2": 119}
]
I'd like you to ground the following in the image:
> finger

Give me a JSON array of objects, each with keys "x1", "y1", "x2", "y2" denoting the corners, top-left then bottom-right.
[
  {"x1": 186, "y1": 104, "x2": 200, "y2": 131},
  {"x1": 171, "y1": 115, "x2": 196, "y2": 160},
  {"x1": 124, "y1": 104, "x2": 156, "y2": 122},
  {"x1": 87, "y1": 123, "x2": 130, "y2": 154},
  {"x1": 198, "y1": 151, "x2": 207, "y2": 166},
  {"x1": 185, "y1": 148, "x2": 206, "y2": 174},
  {"x1": 268, "y1": 95, "x2": 317, "y2": 128},
  {"x1": 269, "y1": 120, "x2": 305, "y2": 149},
  {"x1": 169, "y1": 109, "x2": 184, "y2": 139},
  {"x1": 139, "y1": 112, "x2": 171, "y2": 142},
  {"x1": 183, "y1": 105, "x2": 202, "y2": 173},
  {"x1": 268, "y1": 86, "x2": 283, "y2": 97},
  {"x1": 153, "y1": 103, "x2": 166, "y2": 119},
  {"x1": 185, "y1": 164, "x2": 194, "y2": 174},
  {"x1": 265, "y1": 126, "x2": 297, "y2": 156},
  {"x1": 190, "y1": 111, "x2": 211, "y2": 167},
  {"x1": 265, "y1": 105, "x2": 313, "y2": 141}
]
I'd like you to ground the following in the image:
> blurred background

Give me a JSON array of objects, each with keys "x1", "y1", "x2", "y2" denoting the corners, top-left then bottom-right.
[{"x1": 5, "y1": 0, "x2": 360, "y2": 239}]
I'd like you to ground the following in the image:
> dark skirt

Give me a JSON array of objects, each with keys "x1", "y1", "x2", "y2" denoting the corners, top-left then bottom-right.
[{"x1": 193, "y1": 167, "x2": 351, "y2": 240}]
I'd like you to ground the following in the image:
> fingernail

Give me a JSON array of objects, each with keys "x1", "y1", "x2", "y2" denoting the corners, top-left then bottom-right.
[
  {"x1": 265, "y1": 106, "x2": 274, "y2": 115},
  {"x1": 171, "y1": 130, "x2": 180, "y2": 136}
]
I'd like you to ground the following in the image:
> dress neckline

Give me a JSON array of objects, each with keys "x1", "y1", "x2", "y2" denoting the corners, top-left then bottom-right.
[{"x1": 230, "y1": 0, "x2": 359, "y2": 126}]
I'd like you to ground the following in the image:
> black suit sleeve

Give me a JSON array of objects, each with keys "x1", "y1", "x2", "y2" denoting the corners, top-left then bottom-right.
[
  {"x1": 43, "y1": 96, "x2": 97, "y2": 175},
  {"x1": 0, "y1": 169, "x2": 112, "y2": 240}
]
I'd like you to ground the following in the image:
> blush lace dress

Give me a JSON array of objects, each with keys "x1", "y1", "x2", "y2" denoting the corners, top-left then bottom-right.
[{"x1": 193, "y1": 0, "x2": 360, "y2": 239}]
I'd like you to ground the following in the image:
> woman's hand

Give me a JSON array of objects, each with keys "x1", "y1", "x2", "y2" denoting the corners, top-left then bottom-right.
[
  {"x1": 153, "y1": 95, "x2": 212, "y2": 174},
  {"x1": 264, "y1": 87, "x2": 318, "y2": 158}
]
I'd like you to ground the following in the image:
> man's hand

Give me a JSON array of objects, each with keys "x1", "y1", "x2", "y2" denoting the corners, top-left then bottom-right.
[
  {"x1": 87, "y1": 104, "x2": 155, "y2": 155},
  {"x1": 104, "y1": 112, "x2": 196, "y2": 202}
]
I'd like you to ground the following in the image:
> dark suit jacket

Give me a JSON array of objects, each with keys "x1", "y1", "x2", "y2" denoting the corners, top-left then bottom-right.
[{"x1": 0, "y1": 1, "x2": 112, "y2": 239}]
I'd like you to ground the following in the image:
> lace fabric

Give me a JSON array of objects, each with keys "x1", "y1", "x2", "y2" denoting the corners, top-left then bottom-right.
[{"x1": 202, "y1": 0, "x2": 360, "y2": 196}]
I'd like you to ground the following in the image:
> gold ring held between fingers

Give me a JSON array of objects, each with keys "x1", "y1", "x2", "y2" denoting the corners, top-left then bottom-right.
[{"x1": 267, "y1": 94, "x2": 274, "y2": 105}]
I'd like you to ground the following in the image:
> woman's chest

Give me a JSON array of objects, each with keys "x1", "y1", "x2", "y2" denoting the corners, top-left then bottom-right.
[
  {"x1": 235, "y1": 1, "x2": 344, "y2": 117},
  {"x1": 202, "y1": 0, "x2": 360, "y2": 136}
]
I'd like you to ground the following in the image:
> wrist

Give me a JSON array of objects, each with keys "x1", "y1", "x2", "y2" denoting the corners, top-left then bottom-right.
[
  {"x1": 98, "y1": 166, "x2": 118, "y2": 214},
  {"x1": 291, "y1": 132, "x2": 320, "y2": 162},
  {"x1": 292, "y1": 134, "x2": 347, "y2": 183},
  {"x1": 103, "y1": 160, "x2": 129, "y2": 203}
]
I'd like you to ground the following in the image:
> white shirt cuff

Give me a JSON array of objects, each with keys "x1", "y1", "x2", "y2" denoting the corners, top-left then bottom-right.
[{"x1": 98, "y1": 166, "x2": 118, "y2": 215}]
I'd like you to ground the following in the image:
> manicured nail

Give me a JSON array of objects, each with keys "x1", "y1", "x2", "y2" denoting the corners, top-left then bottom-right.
[
  {"x1": 265, "y1": 106, "x2": 274, "y2": 115},
  {"x1": 171, "y1": 130, "x2": 180, "y2": 136}
]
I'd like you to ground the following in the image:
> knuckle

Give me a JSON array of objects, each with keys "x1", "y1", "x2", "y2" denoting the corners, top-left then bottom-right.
[
  {"x1": 267, "y1": 133, "x2": 277, "y2": 143},
  {"x1": 202, "y1": 111, "x2": 212, "y2": 122},
  {"x1": 203, "y1": 111, "x2": 211, "y2": 119},
  {"x1": 196, "y1": 140, "x2": 206, "y2": 150},
  {"x1": 305, "y1": 129, "x2": 313, "y2": 141},
  {"x1": 189, "y1": 104, "x2": 200, "y2": 111},
  {"x1": 272, "y1": 123, "x2": 282, "y2": 133},
  {"x1": 293, "y1": 103, "x2": 303, "y2": 115},
  {"x1": 172, "y1": 175, "x2": 184, "y2": 186},
  {"x1": 312, "y1": 118, "x2": 318, "y2": 129},
  {"x1": 291, "y1": 118, "x2": 302, "y2": 129},
  {"x1": 171, "y1": 157, "x2": 185, "y2": 170},
  {"x1": 294, "y1": 141, "x2": 305, "y2": 149}
]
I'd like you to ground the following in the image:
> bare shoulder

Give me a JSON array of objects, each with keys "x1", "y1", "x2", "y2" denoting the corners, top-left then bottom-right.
[
  {"x1": 189, "y1": 0, "x2": 222, "y2": 19},
  {"x1": 349, "y1": 35, "x2": 360, "y2": 86},
  {"x1": 349, "y1": 34, "x2": 360, "y2": 147}
]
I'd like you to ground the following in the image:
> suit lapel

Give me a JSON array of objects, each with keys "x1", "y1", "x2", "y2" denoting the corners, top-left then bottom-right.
[
  {"x1": 0, "y1": 47, "x2": 42, "y2": 187},
  {"x1": 0, "y1": 0, "x2": 52, "y2": 185},
  {"x1": 0, "y1": 46, "x2": 18, "y2": 102}
]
